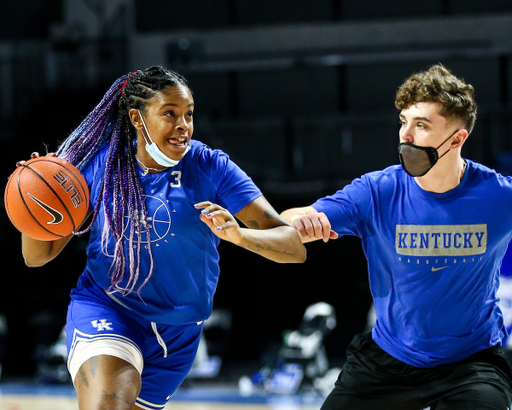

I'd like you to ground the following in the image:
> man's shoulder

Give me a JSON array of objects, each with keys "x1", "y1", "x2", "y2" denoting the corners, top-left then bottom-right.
[
  {"x1": 467, "y1": 159, "x2": 511, "y2": 181},
  {"x1": 467, "y1": 159, "x2": 493, "y2": 173},
  {"x1": 360, "y1": 165, "x2": 404, "y2": 184}
]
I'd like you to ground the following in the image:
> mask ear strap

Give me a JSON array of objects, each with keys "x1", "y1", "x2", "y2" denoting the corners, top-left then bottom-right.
[
  {"x1": 437, "y1": 148, "x2": 450, "y2": 161},
  {"x1": 137, "y1": 110, "x2": 154, "y2": 146},
  {"x1": 435, "y1": 129, "x2": 460, "y2": 150},
  {"x1": 435, "y1": 128, "x2": 460, "y2": 159}
]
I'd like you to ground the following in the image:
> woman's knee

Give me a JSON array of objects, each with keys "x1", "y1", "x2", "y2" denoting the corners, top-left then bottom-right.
[{"x1": 75, "y1": 355, "x2": 142, "y2": 410}]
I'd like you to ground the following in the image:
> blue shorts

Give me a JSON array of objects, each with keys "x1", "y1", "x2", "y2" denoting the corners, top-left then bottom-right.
[{"x1": 65, "y1": 276, "x2": 203, "y2": 410}]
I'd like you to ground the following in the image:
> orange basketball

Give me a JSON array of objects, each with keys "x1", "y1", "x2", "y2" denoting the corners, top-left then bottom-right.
[{"x1": 4, "y1": 156, "x2": 90, "y2": 241}]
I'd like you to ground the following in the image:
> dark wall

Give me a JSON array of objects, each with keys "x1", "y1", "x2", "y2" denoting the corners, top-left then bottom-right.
[
  {"x1": 0, "y1": 0, "x2": 62, "y2": 40},
  {"x1": 135, "y1": 0, "x2": 512, "y2": 32}
]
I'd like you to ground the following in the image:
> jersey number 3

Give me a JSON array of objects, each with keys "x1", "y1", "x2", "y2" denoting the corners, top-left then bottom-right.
[{"x1": 170, "y1": 170, "x2": 182, "y2": 188}]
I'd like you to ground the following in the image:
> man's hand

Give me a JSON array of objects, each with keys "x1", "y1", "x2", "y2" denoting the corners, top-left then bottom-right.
[{"x1": 291, "y1": 212, "x2": 339, "y2": 243}]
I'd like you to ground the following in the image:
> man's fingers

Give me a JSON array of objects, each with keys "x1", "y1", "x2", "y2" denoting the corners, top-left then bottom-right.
[
  {"x1": 317, "y1": 213, "x2": 333, "y2": 242},
  {"x1": 301, "y1": 217, "x2": 315, "y2": 238},
  {"x1": 293, "y1": 213, "x2": 332, "y2": 240},
  {"x1": 293, "y1": 212, "x2": 337, "y2": 242}
]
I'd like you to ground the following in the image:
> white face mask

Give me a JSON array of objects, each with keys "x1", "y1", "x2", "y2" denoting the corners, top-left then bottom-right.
[{"x1": 137, "y1": 110, "x2": 190, "y2": 168}]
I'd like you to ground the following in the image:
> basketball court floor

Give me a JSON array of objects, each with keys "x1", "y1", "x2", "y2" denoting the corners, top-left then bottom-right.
[{"x1": 0, "y1": 381, "x2": 323, "y2": 410}]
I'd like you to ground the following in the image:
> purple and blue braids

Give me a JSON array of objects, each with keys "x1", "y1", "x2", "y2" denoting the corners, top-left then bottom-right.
[{"x1": 56, "y1": 66, "x2": 189, "y2": 296}]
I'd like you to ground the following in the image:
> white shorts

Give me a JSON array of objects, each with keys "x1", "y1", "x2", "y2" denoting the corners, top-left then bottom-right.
[{"x1": 67, "y1": 337, "x2": 144, "y2": 383}]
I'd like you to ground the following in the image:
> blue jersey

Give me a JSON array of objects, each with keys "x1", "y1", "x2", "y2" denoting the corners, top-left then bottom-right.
[
  {"x1": 313, "y1": 160, "x2": 512, "y2": 368},
  {"x1": 76, "y1": 140, "x2": 261, "y2": 325},
  {"x1": 498, "y1": 229, "x2": 512, "y2": 347},
  {"x1": 501, "y1": 243, "x2": 512, "y2": 279}
]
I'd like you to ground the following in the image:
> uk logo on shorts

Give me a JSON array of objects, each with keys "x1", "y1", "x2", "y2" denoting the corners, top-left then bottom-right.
[{"x1": 91, "y1": 319, "x2": 113, "y2": 331}]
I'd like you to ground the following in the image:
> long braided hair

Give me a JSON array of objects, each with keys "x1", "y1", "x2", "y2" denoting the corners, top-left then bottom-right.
[{"x1": 56, "y1": 66, "x2": 189, "y2": 296}]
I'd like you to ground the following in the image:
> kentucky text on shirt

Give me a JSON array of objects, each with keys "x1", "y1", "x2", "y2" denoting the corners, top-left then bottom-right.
[{"x1": 395, "y1": 224, "x2": 487, "y2": 256}]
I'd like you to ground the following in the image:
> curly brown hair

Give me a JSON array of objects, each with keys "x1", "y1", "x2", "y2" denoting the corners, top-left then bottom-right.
[{"x1": 395, "y1": 64, "x2": 477, "y2": 134}]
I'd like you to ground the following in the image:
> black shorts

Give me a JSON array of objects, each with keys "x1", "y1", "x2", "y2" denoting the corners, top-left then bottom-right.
[{"x1": 321, "y1": 332, "x2": 512, "y2": 410}]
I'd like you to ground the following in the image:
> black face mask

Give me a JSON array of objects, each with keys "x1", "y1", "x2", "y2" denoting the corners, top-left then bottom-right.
[{"x1": 398, "y1": 129, "x2": 460, "y2": 177}]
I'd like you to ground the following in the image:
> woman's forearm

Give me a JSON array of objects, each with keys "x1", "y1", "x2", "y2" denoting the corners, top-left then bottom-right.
[
  {"x1": 22, "y1": 233, "x2": 73, "y2": 267},
  {"x1": 235, "y1": 225, "x2": 306, "y2": 263}
]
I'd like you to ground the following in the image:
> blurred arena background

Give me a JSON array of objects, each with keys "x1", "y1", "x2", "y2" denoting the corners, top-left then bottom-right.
[{"x1": 0, "y1": 0, "x2": 512, "y2": 408}]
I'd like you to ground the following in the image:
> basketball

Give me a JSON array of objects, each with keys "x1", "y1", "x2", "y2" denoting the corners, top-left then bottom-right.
[{"x1": 4, "y1": 156, "x2": 90, "y2": 241}]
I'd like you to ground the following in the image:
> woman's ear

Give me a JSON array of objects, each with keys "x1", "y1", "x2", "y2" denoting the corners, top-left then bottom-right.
[{"x1": 128, "y1": 108, "x2": 142, "y2": 130}]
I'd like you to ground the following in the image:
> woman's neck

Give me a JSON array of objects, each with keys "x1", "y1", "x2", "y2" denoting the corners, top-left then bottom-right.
[{"x1": 135, "y1": 154, "x2": 167, "y2": 175}]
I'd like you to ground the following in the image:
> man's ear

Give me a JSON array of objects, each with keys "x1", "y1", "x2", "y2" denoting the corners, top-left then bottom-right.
[
  {"x1": 128, "y1": 108, "x2": 143, "y2": 130},
  {"x1": 451, "y1": 129, "x2": 469, "y2": 149}
]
